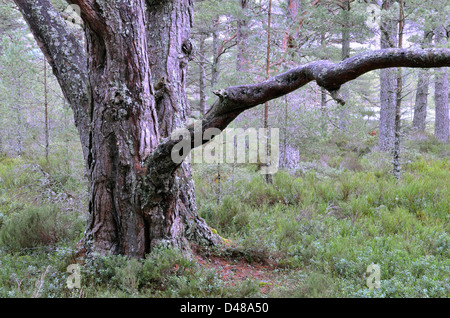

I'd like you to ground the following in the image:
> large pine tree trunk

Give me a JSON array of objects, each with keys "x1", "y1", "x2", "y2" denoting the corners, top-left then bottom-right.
[
  {"x1": 81, "y1": 0, "x2": 161, "y2": 257},
  {"x1": 145, "y1": 0, "x2": 220, "y2": 253},
  {"x1": 81, "y1": 0, "x2": 219, "y2": 257}
]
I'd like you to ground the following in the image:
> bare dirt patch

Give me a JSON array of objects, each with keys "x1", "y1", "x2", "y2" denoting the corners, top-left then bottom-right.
[{"x1": 192, "y1": 243, "x2": 282, "y2": 295}]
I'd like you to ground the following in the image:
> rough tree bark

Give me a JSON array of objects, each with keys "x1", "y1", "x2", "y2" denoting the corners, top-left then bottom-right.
[
  {"x1": 14, "y1": 0, "x2": 220, "y2": 258},
  {"x1": 13, "y1": 0, "x2": 450, "y2": 258},
  {"x1": 81, "y1": 0, "x2": 168, "y2": 256},
  {"x1": 145, "y1": 0, "x2": 219, "y2": 254}
]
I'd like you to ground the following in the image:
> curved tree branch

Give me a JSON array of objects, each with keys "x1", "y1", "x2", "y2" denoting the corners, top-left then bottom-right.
[
  {"x1": 13, "y1": 0, "x2": 91, "y2": 159},
  {"x1": 14, "y1": 0, "x2": 89, "y2": 110},
  {"x1": 208, "y1": 48, "x2": 450, "y2": 115},
  {"x1": 146, "y1": 48, "x2": 450, "y2": 181}
]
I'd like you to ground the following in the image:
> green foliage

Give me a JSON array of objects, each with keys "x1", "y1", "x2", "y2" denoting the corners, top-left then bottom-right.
[
  {"x1": 0, "y1": 141, "x2": 448, "y2": 298},
  {"x1": 0, "y1": 157, "x2": 29, "y2": 189},
  {"x1": 79, "y1": 246, "x2": 260, "y2": 298},
  {"x1": 193, "y1": 148, "x2": 450, "y2": 297},
  {"x1": 203, "y1": 196, "x2": 252, "y2": 236},
  {"x1": 0, "y1": 205, "x2": 84, "y2": 253},
  {"x1": 0, "y1": 155, "x2": 86, "y2": 255},
  {"x1": 0, "y1": 246, "x2": 77, "y2": 297}
]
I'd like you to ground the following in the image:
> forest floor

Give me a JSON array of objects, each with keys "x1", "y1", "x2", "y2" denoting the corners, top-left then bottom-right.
[
  {"x1": 0, "y1": 134, "x2": 449, "y2": 298},
  {"x1": 192, "y1": 243, "x2": 283, "y2": 295}
]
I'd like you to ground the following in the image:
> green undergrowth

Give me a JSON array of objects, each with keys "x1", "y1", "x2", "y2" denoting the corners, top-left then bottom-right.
[
  {"x1": 194, "y1": 152, "x2": 450, "y2": 297},
  {"x1": 0, "y1": 138, "x2": 449, "y2": 297},
  {"x1": 0, "y1": 245, "x2": 261, "y2": 298}
]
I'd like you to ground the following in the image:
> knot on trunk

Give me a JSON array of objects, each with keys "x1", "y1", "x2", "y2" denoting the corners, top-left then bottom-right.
[{"x1": 182, "y1": 39, "x2": 195, "y2": 60}]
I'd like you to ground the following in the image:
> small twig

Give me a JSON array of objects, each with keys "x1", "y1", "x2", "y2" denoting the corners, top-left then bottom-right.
[
  {"x1": 328, "y1": 89, "x2": 346, "y2": 106},
  {"x1": 13, "y1": 276, "x2": 23, "y2": 294},
  {"x1": 32, "y1": 266, "x2": 50, "y2": 298}
]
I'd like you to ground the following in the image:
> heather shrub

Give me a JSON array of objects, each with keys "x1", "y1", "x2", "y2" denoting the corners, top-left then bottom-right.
[{"x1": 0, "y1": 205, "x2": 83, "y2": 252}]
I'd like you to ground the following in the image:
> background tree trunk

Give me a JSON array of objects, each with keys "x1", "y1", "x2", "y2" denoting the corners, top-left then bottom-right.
[
  {"x1": 199, "y1": 33, "x2": 208, "y2": 115},
  {"x1": 44, "y1": 57, "x2": 49, "y2": 164},
  {"x1": 412, "y1": 32, "x2": 433, "y2": 132},
  {"x1": 236, "y1": 0, "x2": 249, "y2": 73},
  {"x1": 378, "y1": 0, "x2": 398, "y2": 151},
  {"x1": 211, "y1": 16, "x2": 221, "y2": 87},
  {"x1": 264, "y1": 0, "x2": 273, "y2": 184},
  {"x1": 434, "y1": 25, "x2": 449, "y2": 142},
  {"x1": 412, "y1": 69, "x2": 430, "y2": 131},
  {"x1": 339, "y1": 0, "x2": 351, "y2": 130},
  {"x1": 393, "y1": 0, "x2": 404, "y2": 180}
]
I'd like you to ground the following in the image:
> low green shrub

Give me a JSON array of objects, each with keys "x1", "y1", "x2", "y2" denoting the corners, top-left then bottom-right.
[
  {"x1": 79, "y1": 246, "x2": 261, "y2": 297},
  {"x1": 200, "y1": 196, "x2": 253, "y2": 237},
  {"x1": 0, "y1": 205, "x2": 84, "y2": 253},
  {"x1": 0, "y1": 157, "x2": 35, "y2": 189}
]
